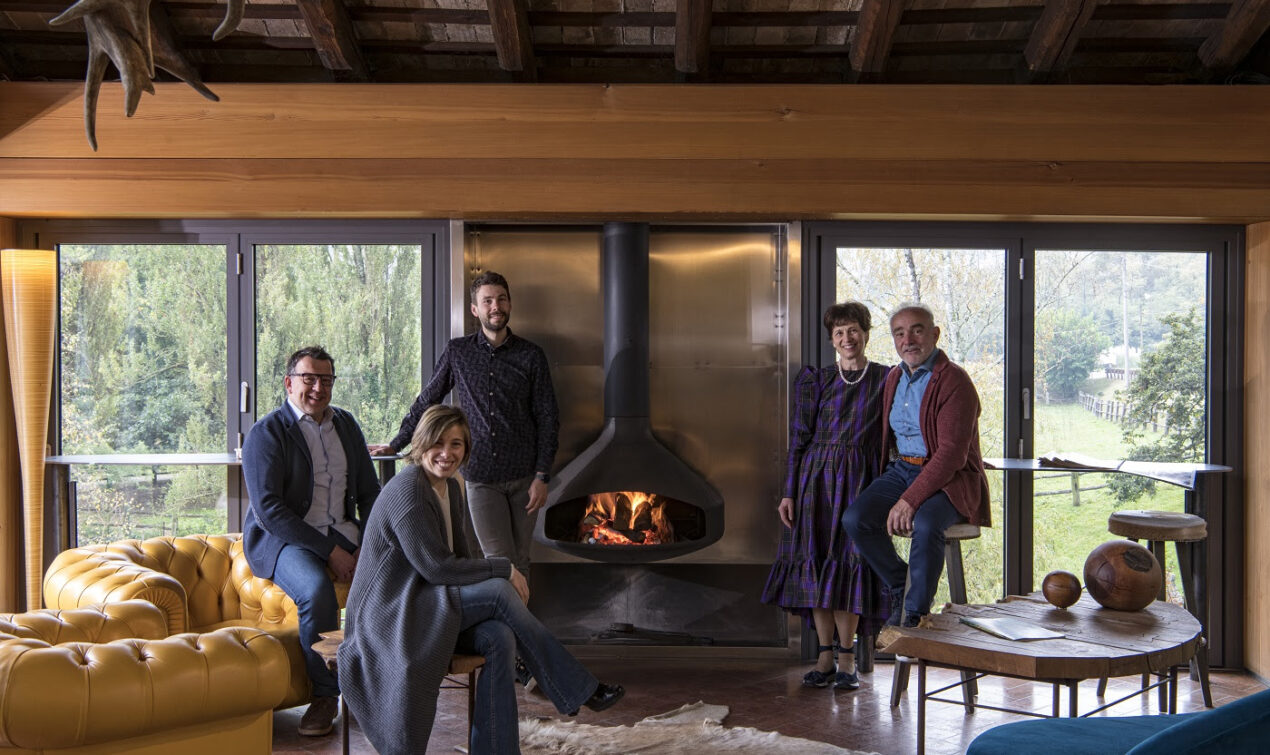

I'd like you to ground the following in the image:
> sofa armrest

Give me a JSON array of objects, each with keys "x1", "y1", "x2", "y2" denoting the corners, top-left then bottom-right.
[
  {"x1": 43, "y1": 546, "x2": 189, "y2": 635},
  {"x1": 0, "y1": 626, "x2": 289, "y2": 749},
  {"x1": 0, "y1": 601, "x2": 167, "y2": 644}
]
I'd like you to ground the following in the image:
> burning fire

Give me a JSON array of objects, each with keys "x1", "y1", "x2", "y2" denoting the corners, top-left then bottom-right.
[{"x1": 579, "y1": 491, "x2": 675, "y2": 546}]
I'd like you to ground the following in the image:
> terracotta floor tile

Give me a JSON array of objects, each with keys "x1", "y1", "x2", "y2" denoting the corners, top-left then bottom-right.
[{"x1": 271, "y1": 651, "x2": 1265, "y2": 754}]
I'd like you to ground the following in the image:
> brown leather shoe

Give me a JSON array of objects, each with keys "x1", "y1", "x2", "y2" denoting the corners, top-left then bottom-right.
[{"x1": 298, "y1": 696, "x2": 339, "y2": 737}]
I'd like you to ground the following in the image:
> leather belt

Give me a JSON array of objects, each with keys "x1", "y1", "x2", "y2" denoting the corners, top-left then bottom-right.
[{"x1": 899, "y1": 454, "x2": 927, "y2": 467}]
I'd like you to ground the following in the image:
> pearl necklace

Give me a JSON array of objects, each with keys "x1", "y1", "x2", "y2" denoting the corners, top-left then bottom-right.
[{"x1": 837, "y1": 358, "x2": 868, "y2": 386}]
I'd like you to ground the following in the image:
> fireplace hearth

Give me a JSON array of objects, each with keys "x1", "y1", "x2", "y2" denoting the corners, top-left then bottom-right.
[{"x1": 535, "y1": 222, "x2": 724, "y2": 562}]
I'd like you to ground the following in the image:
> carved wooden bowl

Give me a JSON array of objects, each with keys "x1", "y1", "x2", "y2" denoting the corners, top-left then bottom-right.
[{"x1": 1041, "y1": 570, "x2": 1082, "y2": 609}]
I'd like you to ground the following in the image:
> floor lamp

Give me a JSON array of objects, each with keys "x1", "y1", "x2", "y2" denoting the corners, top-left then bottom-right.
[{"x1": 1, "y1": 249, "x2": 56, "y2": 611}]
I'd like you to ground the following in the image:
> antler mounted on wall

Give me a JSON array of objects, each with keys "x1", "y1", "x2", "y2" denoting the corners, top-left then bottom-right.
[{"x1": 49, "y1": 0, "x2": 244, "y2": 150}]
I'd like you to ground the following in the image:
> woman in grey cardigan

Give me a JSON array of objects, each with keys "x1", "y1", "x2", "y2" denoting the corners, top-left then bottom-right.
[{"x1": 338, "y1": 404, "x2": 623, "y2": 755}]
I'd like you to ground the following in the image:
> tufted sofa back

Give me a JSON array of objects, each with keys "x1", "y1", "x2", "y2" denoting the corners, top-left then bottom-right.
[
  {"x1": 43, "y1": 533, "x2": 344, "y2": 709},
  {"x1": 43, "y1": 533, "x2": 299, "y2": 635}
]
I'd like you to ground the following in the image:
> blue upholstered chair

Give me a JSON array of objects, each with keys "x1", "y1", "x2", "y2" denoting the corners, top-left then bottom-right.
[{"x1": 966, "y1": 686, "x2": 1270, "y2": 755}]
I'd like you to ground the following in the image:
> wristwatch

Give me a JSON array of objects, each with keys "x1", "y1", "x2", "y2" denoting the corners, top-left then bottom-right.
[{"x1": 535, "y1": 471, "x2": 550, "y2": 483}]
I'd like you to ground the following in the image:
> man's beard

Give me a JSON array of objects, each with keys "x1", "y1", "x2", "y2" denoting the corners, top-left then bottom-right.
[{"x1": 482, "y1": 313, "x2": 508, "y2": 332}]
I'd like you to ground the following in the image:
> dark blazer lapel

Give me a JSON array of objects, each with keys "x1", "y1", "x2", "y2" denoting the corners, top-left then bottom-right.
[{"x1": 280, "y1": 403, "x2": 314, "y2": 469}]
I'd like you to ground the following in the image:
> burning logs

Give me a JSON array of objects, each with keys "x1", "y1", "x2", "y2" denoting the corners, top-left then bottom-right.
[{"x1": 578, "y1": 491, "x2": 674, "y2": 546}]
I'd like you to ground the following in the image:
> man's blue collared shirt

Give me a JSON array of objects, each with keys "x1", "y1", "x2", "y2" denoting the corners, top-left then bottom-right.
[{"x1": 890, "y1": 349, "x2": 940, "y2": 459}]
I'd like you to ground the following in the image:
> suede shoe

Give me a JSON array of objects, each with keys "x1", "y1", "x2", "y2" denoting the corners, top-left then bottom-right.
[
  {"x1": 298, "y1": 696, "x2": 338, "y2": 737},
  {"x1": 833, "y1": 670, "x2": 861, "y2": 691},
  {"x1": 570, "y1": 683, "x2": 625, "y2": 715},
  {"x1": 883, "y1": 587, "x2": 906, "y2": 627},
  {"x1": 901, "y1": 612, "x2": 926, "y2": 628}
]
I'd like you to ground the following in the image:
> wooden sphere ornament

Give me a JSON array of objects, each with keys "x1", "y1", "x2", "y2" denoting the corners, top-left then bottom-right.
[
  {"x1": 1083, "y1": 540, "x2": 1163, "y2": 611},
  {"x1": 1041, "y1": 570, "x2": 1082, "y2": 608}
]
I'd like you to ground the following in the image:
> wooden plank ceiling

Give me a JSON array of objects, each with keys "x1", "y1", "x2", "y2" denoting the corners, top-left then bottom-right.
[{"x1": 1, "y1": 0, "x2": 1268, "y2": 85}]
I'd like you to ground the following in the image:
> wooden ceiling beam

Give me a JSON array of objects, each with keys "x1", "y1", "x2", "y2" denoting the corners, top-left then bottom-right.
[
  {"x1": 1198, "y1": 0, "x2": 1270, "y2": 72},
  {"x1": 675, "y1": 0, "x2": 712, "y2": 76},
  {"x1": 486, "y1": 0, "x2": 536, "y2": 80},
  {"x1": 1023, "y1": 0, "x2": 1099, "y2": 82},
  {"x1": 0, "y1": 0, "x2": 1233, "y2": 27},
  {"x1": 294, "y1": 0, "x2": 368, "y2": 79},
  {"x1": 848, "y1": 0, "x2": 908, "y2": 82}
]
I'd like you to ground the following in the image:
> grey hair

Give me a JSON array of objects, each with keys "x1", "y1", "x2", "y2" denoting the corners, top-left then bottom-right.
[{"x1": 890, "y1": 302, "x2": 936, "y2": 327}]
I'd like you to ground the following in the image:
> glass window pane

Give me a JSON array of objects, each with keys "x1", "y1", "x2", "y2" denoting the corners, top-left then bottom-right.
[
  {"x1": 255, "y1": 245, "x2": 422, "y2": 433},
  {"x1": 835, "y1": 246, "x2": 1006, "y2": 605},
  {"x1": 74, "y1": 465, "x2": 228, "y2": 542},
  {"x1": 59, "y1": 244, "x2": 228, "y2": 542},
  {"x1": 1033, "y1": 250, "x2": 1207, "y2": 605}
]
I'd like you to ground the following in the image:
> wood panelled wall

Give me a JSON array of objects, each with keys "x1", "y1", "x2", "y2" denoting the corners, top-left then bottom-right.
[
  {"x1": 1247, "y1": 222, "x2": 1270, "y2": 681},
  {"x1": 0, "y1": 218, "x2": 22, "y2": 611},
  {"x1": 1, "y1": 83, "x2": 1269, "y2": 220}
]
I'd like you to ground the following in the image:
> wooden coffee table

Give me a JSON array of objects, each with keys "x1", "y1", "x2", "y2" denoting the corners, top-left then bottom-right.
[{"x1": 878, "y1": 592, "x2": 1202, "y2": 755}]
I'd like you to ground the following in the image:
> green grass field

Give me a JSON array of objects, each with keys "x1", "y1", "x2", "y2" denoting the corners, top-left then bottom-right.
[{"x1": 945, "y1": 400, "x2": 1188, "y2": 608}]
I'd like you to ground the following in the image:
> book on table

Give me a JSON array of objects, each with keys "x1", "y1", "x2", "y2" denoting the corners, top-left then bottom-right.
[
  {"x1": 959, "y1": 616, "x2": 1065, "y2": 641},
  {"x1": 1037, "y1": 452, "x2": 1123, "y2": 472},
  {"x1": 1037, "y1": 452, "x2": 1197, "y2": 488}
]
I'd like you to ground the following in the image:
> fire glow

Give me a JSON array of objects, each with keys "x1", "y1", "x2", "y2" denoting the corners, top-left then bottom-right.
[{"x1": 578, "y1": 491, "x2": 675, "y2": 546}]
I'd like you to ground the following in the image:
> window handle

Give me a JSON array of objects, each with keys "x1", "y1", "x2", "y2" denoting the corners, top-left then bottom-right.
[
  {"x1": 1022, "y1": 387, "x2": 1031, "y2": 421},
  {"x1": 240, "y1": 381, "x2": 250, "y2": 413}
]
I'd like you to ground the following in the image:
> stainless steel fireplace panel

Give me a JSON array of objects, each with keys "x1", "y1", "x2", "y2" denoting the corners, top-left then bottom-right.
[
  {"x1": 462, "y1": 225, "x2": 785, "y2": 567},
  {"x1": 465, "y1": 229, "x2": 601, "y2": 366},
  {"x1": 546, "y1": 364, "x2": 604, "y2": 464},
  {"x1": 649, "y1": 232, "x2": 781, "y2": 366},
  {"x1": 651, "y1": 367, "x2": 784, "y2": 563}
]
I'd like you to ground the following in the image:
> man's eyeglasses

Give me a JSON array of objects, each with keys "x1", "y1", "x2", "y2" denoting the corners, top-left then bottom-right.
[{"x1": 289, "y1": 373, "x2": 337, "y2": 388}]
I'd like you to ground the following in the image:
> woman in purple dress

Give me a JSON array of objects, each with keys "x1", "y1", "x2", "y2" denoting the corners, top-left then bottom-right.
[{"x1": 761, "y1": 301, "x2": 890, "y2": 691}]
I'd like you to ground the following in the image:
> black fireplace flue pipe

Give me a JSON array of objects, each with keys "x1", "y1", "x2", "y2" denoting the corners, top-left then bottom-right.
[{"x1": 603, "y1": 222, "x2": 650, "y2": 420}]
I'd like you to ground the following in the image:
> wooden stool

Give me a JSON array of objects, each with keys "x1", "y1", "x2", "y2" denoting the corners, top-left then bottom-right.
[
  {"x1": 890, "y1": 522, "x2": 981, "y2": 710},
  {"x1": 314, "y1": 630, "x2": 485, "y2": 754},
  {"x1": 1100, "y1": 509, "x2": 1212, "y2": 707}
]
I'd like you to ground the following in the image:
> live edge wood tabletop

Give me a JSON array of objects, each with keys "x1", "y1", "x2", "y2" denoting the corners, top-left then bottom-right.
[{"x1": 877, "y1": 592, "x2": 1201, "y2": 682}]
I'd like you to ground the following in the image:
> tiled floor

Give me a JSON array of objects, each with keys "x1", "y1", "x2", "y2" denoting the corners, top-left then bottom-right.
[{"x1": 272, "y1": 647, "x2": 1266, "y2": 754}]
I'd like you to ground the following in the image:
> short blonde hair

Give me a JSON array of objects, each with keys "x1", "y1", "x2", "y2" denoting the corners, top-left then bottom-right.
[{"x1": 405, "y1": 405, "x2": 471, "y2": 467}]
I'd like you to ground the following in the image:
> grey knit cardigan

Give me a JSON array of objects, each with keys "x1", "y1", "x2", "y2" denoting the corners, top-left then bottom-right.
[{"x1": 338, "y1": 466, "x2": 512, "y2": 755}]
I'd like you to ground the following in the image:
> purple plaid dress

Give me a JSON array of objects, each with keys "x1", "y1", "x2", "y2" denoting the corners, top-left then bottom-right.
[{"x1": 761, "y1": 362, "x2": 891, "y2": 635}]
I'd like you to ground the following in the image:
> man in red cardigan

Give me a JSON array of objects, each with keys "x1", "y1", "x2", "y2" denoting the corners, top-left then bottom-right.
[{"x1": 842, "y1": 304, "x2": 991, "y2": 628}]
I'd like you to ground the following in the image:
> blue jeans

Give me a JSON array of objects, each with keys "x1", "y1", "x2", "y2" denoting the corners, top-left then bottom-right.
[
  {"x1": 841, "y1": 460, "x2": 964, "y2": 618},
  {"x1": 466, "y1": 476, "x2": 537, "y2": 574},
  {"x1": 455, "y1": 578, "x2": 598, "y2": 755},
  {"x1": 271, "y1": 535, "x2": 354, "y2": 699}
]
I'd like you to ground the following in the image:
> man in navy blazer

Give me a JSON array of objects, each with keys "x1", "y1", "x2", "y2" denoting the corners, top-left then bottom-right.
[{"x1": 241, "y1": 345, "x2": 380, "y2": 737}]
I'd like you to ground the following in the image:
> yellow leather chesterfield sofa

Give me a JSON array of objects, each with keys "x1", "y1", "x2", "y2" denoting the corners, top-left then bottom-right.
[
  {"x1": 42, "y1": 533, "x2": 347, "y2": 709},
  {"x1": 0, "y1": 599, "x2": 287, "y2": 753}
]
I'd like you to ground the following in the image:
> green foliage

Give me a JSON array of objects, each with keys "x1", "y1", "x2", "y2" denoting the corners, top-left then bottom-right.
[
  {"x1": 1109, "y1": 309, "x2": 1206, "y2": 503},
  {"x1": 255, "y1": 245, "x2": 421, "y2": 437},
  {"x1": 1035, "y1": 309, "x2": 1107, "y2": 400},
  {"x1": 59, "y1": 243, "x2": 423, "y2": 543}
]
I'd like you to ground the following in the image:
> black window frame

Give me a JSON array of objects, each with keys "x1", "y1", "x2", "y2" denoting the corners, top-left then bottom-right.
[
  {"x1": 20, "y1": 219, "x2": 450, "y2": 552},
  {"x1": 804, "y1": 220, "x2": 1245, "y2": 668}
]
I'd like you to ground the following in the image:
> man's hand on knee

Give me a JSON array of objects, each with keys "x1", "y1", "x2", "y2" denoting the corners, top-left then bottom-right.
[
  {"x1": 886, "y1": 500, "x2": 915, "y2": 536},
  {"x1": 328, "y1": 545, "x2": 357, "y2": 582}
]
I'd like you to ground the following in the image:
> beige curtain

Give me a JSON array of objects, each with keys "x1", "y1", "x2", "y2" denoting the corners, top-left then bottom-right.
[{"x1": 0, "y1": 220, "x2": 23, "y2": 612}]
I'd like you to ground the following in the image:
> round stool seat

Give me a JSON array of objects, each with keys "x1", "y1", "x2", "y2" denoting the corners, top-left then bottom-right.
[
  {"x1": 943, "y1": 523, "x2": 982, "y2": 541},
  {"x1": 1107, "y1": 510, "x2": 1207, "y2": 542},
  {"x1": 895, "y1": 523, "x2": 981, "y2": 540}
]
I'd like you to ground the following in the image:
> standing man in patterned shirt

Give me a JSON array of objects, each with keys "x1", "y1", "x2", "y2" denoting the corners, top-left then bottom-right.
[{"x1": 369, "y1": 271, "x2": 559, "y2": 581}]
